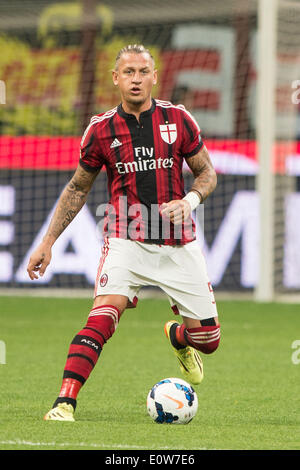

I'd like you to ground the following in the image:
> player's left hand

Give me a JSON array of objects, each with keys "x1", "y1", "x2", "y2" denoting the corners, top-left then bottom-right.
[{"x1": 160, "y1": 199, "x2": 191, "y2": 225}]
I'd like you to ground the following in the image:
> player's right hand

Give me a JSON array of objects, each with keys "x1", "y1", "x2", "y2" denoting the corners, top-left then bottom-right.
[{"x1": 27, "y1": 244, "x2": 52, "y2": 280}]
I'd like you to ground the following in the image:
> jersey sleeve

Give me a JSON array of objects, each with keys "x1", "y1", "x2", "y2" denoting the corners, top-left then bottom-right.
[
  {"x1": 79, "y1": 120, "x2": 105, "y2": 172},
  {"x1": 179, "y1": 106, "x2": 204, "y2": 158}
]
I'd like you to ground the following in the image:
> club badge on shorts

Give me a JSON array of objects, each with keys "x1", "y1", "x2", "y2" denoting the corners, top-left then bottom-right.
[
  {"x1": 159, "y1": 123, "x2": 177, "y2": 144},
  {"x1": 100, "y1": 273, "x2": 108, "y2": 287}
]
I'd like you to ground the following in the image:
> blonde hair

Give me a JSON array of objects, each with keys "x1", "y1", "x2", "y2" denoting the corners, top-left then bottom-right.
[{"x1": 114, "y1": 44, "x2": 155, "y2": 70}]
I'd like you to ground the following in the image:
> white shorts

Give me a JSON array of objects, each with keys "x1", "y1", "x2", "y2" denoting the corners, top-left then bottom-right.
[{"x1": 94, "y1": 237, "x2": 218, "y2": 321}]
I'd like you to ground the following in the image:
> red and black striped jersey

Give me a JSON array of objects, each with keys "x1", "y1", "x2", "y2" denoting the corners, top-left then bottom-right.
[{"x1": 79, "y1": 98, "x2": 203, "y2": 245}]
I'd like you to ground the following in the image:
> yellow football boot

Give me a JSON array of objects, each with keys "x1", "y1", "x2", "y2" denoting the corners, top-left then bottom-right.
[
  {"x1": 43, "y1": 403, "x2": 75, "y2": 422},
  {"x1": 164, "y1": 320, "x2": 204, "y2": 385}
]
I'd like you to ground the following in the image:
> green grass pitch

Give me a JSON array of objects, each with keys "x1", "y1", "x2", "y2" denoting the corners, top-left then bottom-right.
[{"x1": 0, "y1": 295, "x2": 299, "y2": 450}]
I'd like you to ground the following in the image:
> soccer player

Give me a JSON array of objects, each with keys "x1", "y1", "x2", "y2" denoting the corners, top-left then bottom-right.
[{"x1": 27, "y1": 44, "x2": 220, "y2": 422}]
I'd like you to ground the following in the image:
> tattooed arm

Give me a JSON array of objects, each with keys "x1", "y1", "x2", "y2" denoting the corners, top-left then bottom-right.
[
  {"x1": 161, "y1": 145, "x2": 217, "y2": 225},
  {"x1": 185, "y1": 144, "x2": 217, "y2": 202},
  {"x1": 27, "y1": 164, "x2": 100, "y2": 280}
]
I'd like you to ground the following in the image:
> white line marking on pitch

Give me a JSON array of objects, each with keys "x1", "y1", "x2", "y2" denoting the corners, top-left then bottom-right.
[{"x1": 0, "y1": 439, "x2": 179, "y2": 450}]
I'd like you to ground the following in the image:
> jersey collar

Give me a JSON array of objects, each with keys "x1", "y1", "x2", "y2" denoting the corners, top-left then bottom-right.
[{"x1": 117, "y1": 98, "x2": 156, "y2": 119}]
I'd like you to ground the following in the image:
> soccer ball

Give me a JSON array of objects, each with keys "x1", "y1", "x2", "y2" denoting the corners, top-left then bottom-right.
[{"x1": 147, "y1": 377, "x2": 198, "y2": 424}]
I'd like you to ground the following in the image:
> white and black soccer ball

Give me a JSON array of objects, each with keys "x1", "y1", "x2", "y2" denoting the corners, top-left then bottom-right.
[{"x1": 147, "y1": 378, "x2": 198, "y2": 424}]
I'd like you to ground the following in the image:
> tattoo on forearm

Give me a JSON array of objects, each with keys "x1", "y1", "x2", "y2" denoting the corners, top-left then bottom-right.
[
  {"x1": 44, "y1": 166, "x2": 98, "y2": 242},
  {"x1": 186, "y1": 146, "x2": 217, "y2": 201},
  {"x1": 62, "y1": 210, "x2": 78, "y2": 229}
]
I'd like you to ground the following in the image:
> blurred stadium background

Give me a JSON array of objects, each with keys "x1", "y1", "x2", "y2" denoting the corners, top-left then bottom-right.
[{"x1": 1, "y1": 0, "x2": 300, "y2": 302}]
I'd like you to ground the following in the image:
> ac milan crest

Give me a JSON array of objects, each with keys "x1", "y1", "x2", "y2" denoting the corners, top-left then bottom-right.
[
  {"x1": 100, "y1": 273, "x2": 108, "y2": 287},
  {"x1": 159, "y1": 123, "x2": 177, "y2": 144}
]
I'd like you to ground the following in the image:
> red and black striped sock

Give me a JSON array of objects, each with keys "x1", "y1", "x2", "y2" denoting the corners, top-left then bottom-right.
[
  {"x1": 185, "y1": 325, "x2": 221, "y2": 354},
  {"x1": 53, "y1": 305, "x2": 120, "y2": 410},
  {"x1": 174, "y1": 322, "x2": 221, "y2": 355}
]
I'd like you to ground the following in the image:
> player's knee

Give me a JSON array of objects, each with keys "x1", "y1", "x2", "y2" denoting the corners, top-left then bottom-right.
[{"x1": 186, "y1": 324, "x2": 221, "y2": 354}]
